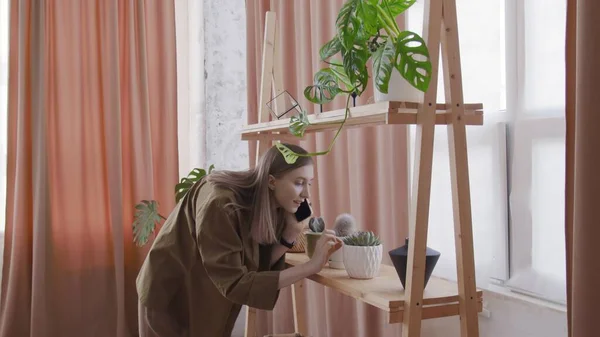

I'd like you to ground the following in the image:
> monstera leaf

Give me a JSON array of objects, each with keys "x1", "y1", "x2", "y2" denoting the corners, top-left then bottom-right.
[
  {"x1": 320, "y1": 37, "x2": 342, "y2": 62},
  {"x1": 175, "y1": 165, "x2": 214, "y2": 203},
  {"x1": 304, "y1": 69, "x2": 342, "y2": 104},
  {"x1": 372, "y1": 38, "x2": 397, "y2": 93},
  {"x1": 384, "y1": 0, "x2": 417, "y2": 18},
  {"x1": 133, "y1": 200, "x2": 165, "y2": 247},
  {"x1": 395, "y1": 30, "x2": 432, "y2": 91},
  {"x1": 289, "y1": 110, "x2": 311, "y2": 137},
  {"x1": 276, "y1": 142, "x2": 300, "y2": 164},
  {"x1": 132, "y1": 165, "x2": 215, "y2": 247},
  {"x1": 336, "y1": 0, "x2": 362, "y2": 50}
]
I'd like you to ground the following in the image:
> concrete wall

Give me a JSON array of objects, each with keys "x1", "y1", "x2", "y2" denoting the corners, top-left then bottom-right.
[
  {"x1": 202, "y1": 1, "x2": 568, "y2": 337},
  {"x1": 204, "y1": 0, "x2": 249, "y2": 172}
]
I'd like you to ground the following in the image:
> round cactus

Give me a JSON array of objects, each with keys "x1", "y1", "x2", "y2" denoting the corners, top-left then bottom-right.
[
  {"x1": 333, "y1": 213, "x2": 357, "y2": 237},
  {"x1": 308, "y1": 216, "x2": 325, "y2": 233}
]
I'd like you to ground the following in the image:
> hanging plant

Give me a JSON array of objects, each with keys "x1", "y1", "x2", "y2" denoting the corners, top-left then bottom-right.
[{"x1": 277, "y1": 0, "x2": 432, "y2": 164}]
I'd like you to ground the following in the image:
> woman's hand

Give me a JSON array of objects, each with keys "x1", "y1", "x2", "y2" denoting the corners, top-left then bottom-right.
[{"x1": 307, "y1": 230, "x2": 342, "y2": 274}]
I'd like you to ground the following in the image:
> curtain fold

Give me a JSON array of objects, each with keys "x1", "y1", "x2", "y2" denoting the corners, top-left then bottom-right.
[
  {"x1": 246, "y1": 1, "x2": 410, "y2": 336},
  {"x1": 565, "y1": 0, "x2": 575, "y2": 335},
  {"x1": 565, "y1": 0, "x2": 600, "y2": 336},
  {"x1": 1, "y1": 1, "x2": 178, "y2": 336}
]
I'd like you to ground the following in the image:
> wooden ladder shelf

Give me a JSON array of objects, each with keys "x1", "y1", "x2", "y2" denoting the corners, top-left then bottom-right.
[{"x1": 243, "y1": 0, "x2": 483, "y2": 336}]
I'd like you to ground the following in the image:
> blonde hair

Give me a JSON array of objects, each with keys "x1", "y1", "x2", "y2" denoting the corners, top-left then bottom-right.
[{"x1": 206, "y1": 144, "x2": 313, "y2": 244}]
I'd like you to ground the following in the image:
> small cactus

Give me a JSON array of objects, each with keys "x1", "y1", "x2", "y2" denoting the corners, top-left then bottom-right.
[
  {"x1": 308, "y1": 216, "x2": 325, "y2": 233},
  {"x1": 333, "y1": 213, "x2": 357, "y2": 237},
  {"x1": 342, "y1": 231, "x2": 382, "y2": 246}
]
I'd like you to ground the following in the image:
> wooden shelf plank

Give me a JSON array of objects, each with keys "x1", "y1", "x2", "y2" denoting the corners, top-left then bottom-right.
[
  {"x1": 285, "y1": 253, "x2": 482, "y2": 324},
  {"x1": 240, "y1": 100, "x2": 483, "y2": 141}
]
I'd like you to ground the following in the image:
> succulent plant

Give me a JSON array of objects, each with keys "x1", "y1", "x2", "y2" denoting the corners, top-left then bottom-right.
[
  {"x1": 308, "y1": 216, "x2": 325, "y2": 233},
  {"x1": 343, "y1": 231, "x2": 382, "y2": 247},
  {"x1": 333, "y1": 213, "x2": 357, "y2": 237}
]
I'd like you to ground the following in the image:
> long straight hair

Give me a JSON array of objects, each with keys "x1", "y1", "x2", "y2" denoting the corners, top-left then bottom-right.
[{"x1": 206, "y1": 144, "x2": 313, "y2": 244}]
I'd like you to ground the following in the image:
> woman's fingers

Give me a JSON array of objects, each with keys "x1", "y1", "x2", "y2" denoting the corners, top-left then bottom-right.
[{"x1": 327, "y1": 240, "x2": 343, "y2": 255}]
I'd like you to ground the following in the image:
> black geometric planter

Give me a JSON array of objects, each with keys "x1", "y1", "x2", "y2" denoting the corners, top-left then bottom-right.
[{"x1": 388, "y1": 238, "x2": 441, "y2": 289}]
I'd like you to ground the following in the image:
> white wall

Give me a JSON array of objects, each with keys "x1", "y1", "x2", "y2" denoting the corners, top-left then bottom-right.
[
  {"x1": 204, "y1": 0, "x2": 249, "y2": 172},
  {"x1": 201, "y1": 2, "x2": 568, "y2": 337}
]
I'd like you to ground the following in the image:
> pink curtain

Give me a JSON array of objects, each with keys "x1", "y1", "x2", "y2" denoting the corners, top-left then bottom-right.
[
  {"x1": 1, "y1": 1, "x2": 178, "y2": 336},
  {"x1": 246, "y1": 1, "x2": 410, "y2": 336},
  {"x1": 565, "y1": 0, "x2": 600, "y2": 336}
]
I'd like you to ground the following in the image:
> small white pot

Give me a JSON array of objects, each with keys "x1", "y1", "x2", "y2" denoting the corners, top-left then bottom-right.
[
  {"x1": 328, "y1": 246, "x2": 345, "y2": 269},
  {"x1": 343, "y1": 244, "x2": 383, "y2": 279},
  {"x1": 373, "y1": 71, "x2": 420, "y2": 103}
]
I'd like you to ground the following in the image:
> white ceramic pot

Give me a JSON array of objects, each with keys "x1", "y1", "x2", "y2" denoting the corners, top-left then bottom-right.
[
  {"x1": 373, "y1": 71, "x2": 420, "y2": 103},
  {"x1": 342, "y1": 244, "x2": 383, "y2": 279},
  {"x1": 328, "y1": 246, "x2": 345, "y2": 269}
]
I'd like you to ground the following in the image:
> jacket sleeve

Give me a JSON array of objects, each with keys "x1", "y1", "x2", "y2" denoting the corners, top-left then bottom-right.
[{"x1": 196, "y1": 194, "x2": 283, "y2": 310}]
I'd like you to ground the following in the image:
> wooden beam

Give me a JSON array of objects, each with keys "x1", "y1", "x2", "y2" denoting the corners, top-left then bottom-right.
[
  {"x1": 292, "y1": 280, "x2": 308, "y2": 335},
  {"x1": 256, "y1": 11, "x2": 277, "y2": 163},
  {"x1": 402, "y1": 0, "x2": 444, "y2": 336},
  {"x1": 441, "y1": 0, "x2": 480, "y2": 335}
]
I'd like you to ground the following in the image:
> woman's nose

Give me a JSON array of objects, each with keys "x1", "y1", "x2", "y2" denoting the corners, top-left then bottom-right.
[{"x1": 301, "y1": 187, "x2": 310, "y2": 199}]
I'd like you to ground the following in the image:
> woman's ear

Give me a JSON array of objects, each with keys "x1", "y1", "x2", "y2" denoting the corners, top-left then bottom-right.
[{"x1": 268, "y1": 174, "x2": 276, "y2": 191}]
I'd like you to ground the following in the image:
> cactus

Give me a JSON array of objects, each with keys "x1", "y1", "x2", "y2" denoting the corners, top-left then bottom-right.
[
  {"x1": 342, "y1": 231, "x2": 382, "y2": 246},
  {"x1": 308, "y1": 216, "x2": 325, "y2": 233},
  {"x1": 333, "y1": 213, "x2": 357, "y2": 237}
]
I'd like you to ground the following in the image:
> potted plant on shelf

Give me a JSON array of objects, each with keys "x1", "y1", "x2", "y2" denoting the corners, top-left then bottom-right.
[
  {"x1": 343, "y1": 231, "x2": 383, "y2": 279},
  {"x1": 328, "y1": 213, "x2": 358, "y2": 269},
  {"x1": 275, "y1": 0, "x2": 433, "y2": 164},
  {"x1": 132, "y1": 165, "x2": 215, "y2": 247},
  {"x1": 305, "y1": 216, "x2": 326, "y2": 258}
]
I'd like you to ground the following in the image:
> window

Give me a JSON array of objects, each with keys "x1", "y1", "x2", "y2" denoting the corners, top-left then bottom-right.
[
  {"x1": 406, "y1": 0, "x2": 567, "y2": 305},
  {"x1": 0, "y1": 0, "x2": 9, "y2": 234},
  {"x1": 505, "y1": 0, "x2": 567, "y2": 305},
  {"x1": 406, "y1": 0, "x2": 510, "y2": 289}
]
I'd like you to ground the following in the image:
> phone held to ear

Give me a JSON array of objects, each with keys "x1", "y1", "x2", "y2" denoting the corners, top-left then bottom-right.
[{"x1": 295, "y1": 199, "x2": 312, "y2": 222}]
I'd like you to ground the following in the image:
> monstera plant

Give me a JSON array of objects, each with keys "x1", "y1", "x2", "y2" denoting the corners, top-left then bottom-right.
[
  {"x1": 276, "y1": 0, "x2": 432, "y2": 164},
  {"x1": 132, "y1": 165, "x2": 215, "y2": 246}
]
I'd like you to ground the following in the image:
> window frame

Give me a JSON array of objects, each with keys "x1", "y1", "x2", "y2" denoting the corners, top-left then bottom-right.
[{"x1": 503, "y1": 0, "x2": 567, "y2": 305}]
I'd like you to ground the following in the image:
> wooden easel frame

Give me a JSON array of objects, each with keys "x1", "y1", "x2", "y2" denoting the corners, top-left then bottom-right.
[
  {"x1": 244, "y1": 1, "x2": 481, "y2": 336},
  {"x1": 402, "y1": 0, "x2": 480, "y2": 336}
]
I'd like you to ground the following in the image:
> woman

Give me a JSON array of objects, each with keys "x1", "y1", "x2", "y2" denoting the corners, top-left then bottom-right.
[{"x1": 136, "y1": 143, "x2": 342, "y2": 337}]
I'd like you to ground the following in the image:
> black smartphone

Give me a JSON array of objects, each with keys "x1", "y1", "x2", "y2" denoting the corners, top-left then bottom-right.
[{"x1": 295, "y1": 199, "x2": 312, "y2": 222}]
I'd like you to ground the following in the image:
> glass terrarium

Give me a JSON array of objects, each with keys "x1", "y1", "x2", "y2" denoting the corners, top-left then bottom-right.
[{"x1": 266, "y1": 90, "x2": 303, "y2": 120}]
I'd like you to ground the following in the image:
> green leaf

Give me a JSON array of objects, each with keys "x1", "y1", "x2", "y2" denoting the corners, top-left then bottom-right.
[
  {"x1": 174, "y1": 165, "x2": 215, "y2": 203},
  {"x1": 289, "y1": 110, "x2": 311, "y2": 137},
  {"x1": 303, "y1": 68, "x2": 342, "y2": 104},
  {"x1": 372, "y1": 38, "x2": 396, "y2": 93},
  {"x1": 277, "y1": 95, "x2": 353, "y2": 163},
  {"x1": 385, "y1": 0, "x2": 417, "y2": 17},
  {"x1": 394, "y1": 30, "x2": 432, "y2": 92},
  {"x1": 329, "y1": 63, "x2": 353, "y2": 91},
  {"x1": 132, "y1": 200, "x2": 164, "y2": 247},
  {"x1": 336, "y1": 0, "x2": 361, "y2": 50},
  {"x1": 356, "y1": 1, "x2": 378, "y2": 36},
  {"x1": 342, "y1": 46, "x2": 370, "y2": 94},
  {"x1": 320, "y1": 37, "x2": 342, "y2": 61},
  {"x1": 275, "y1": 142, "x2": 300, "y2": 164}
]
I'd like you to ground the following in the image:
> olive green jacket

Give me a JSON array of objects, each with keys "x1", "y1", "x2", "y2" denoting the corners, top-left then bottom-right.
[{"x1": 136, "y1": 179, "x2": 286, "y2": 337}]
